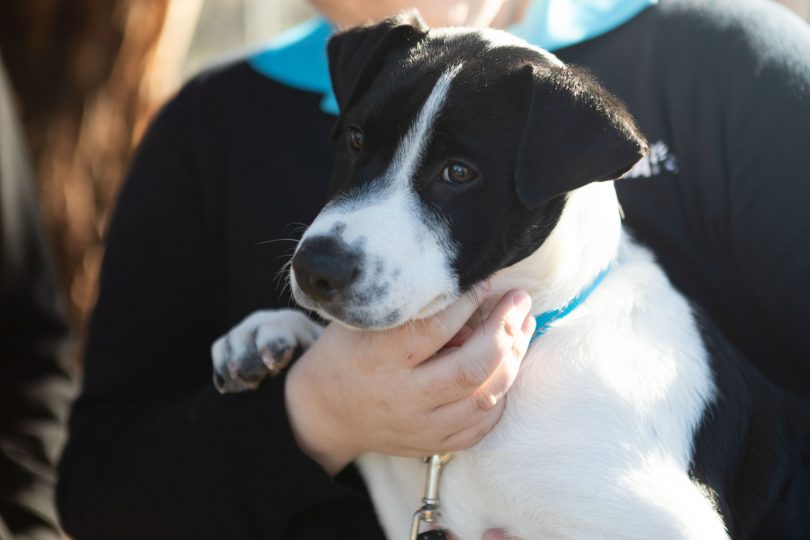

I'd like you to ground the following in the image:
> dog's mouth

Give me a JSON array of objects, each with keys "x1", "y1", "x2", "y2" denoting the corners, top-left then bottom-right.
[
  {"x1": 291, "y1": 267, "x2": 457, "y2": 331},
  {"x1": 294, "y1": 288, "x2": 456, "y2": 330}
]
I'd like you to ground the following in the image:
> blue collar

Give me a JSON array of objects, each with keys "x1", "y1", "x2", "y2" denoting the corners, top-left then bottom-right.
[
  {"x1": 249, "y1": 0, "x2": 656, "y2": 115},
  {"x1": 530, "y1": 265, "x2": 611, "y2": 342}
]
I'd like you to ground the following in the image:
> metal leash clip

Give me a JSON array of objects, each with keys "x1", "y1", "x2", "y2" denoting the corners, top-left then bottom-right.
[{"x1": 410, "y1": 453, "x2": 454, "y2": 540}]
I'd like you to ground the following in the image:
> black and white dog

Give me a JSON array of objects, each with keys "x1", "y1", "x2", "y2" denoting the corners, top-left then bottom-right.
[{"x1": 213, "y1": 13, "x2": 809, "y2": 539}]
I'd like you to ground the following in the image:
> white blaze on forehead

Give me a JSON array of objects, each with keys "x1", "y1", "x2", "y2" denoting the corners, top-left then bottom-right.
[
  {"x1": 292, "y1": 65, "x2": 465, "y2": 328},
  {"x1": 388, "y1": 64, "x2": 462, "y2": 188}
]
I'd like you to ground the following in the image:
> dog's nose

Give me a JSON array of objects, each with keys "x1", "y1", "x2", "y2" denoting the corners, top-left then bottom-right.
[{"x1": 293, "y1": 236, "x2": 361, "y2": 302}]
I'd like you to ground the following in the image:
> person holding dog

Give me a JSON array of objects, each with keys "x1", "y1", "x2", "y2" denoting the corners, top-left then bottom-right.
[{"x1": 57, "y1": 0, "x2": 810, "y2": 539}]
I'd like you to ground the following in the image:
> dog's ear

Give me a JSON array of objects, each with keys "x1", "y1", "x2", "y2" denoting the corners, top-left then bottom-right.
[
  {"x1": 328, "y1": 10, "x2": 428, "y2": 116},
  {"x1": 514, "y1": 64, "x2": 648, "y2": 208}
]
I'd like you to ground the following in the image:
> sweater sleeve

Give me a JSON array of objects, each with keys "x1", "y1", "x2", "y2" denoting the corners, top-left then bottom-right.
[
  {"x1": 722, "y1": 2, "x2": 810, "y2": 395},
  {"x1": 56, "y1": 74, "x2": 380, "y2": 540}
]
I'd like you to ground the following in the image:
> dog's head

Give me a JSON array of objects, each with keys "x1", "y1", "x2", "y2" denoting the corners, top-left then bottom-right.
[{"x1": 290, "y1": 12, "x2": 647, "y2": 329}]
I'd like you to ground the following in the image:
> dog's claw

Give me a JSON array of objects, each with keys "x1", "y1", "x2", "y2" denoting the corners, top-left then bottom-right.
[
  {"x1": 213, "y1": 371, "x2": 227, "y2": 393},
  {"x1": 260, "y1": 341, "x2": 295, "y2": 376},
  {"x1": 211, "y1": 309, "x2": 323, "y2": 394}
]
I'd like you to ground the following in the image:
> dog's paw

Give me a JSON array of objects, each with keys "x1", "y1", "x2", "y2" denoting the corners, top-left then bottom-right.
[{"x1": 211, "y1": 309, "x2": 323, "y2": 394}]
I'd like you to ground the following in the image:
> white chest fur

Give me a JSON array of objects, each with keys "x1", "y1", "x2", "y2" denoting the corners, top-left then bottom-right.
[{"x1": 358, "y1": 232, "x2": 728, "y2": 540}]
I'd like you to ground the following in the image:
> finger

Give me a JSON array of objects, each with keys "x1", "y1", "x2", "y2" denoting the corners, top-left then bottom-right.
[
  {"x1": 444, "y1": 323, "x2": 474, "y2": 349},
  {"x1": 437, "y1": 398, "x2": 506, "y2": 452},
  {"x1": 432, "y1": 290, "x2": 494, "y2": 352},
  {"x1": 483, "y1": 530, "x2": 509, "y2": 540},
  {"x1": 474, "y1": 310, "x2": 534, "y2": 409},
  {"x1": 428, "y1": 389, "x2": 490, "y2": 436},
  {"x1": 522, "y1": 308, "x2": 537, "y2": 337},
  {"x1": 416, "y1": 290, "x2": 533, "y2": 403},
  {"x1": 397, "y1": 283, "x2": 492, "y2": 364},
  {"x1": 428, "y1": 317, "x2": 529, "y2": 433},
  {"x1": 430, "y1": 336, "x2": 524, "y2": 426}
]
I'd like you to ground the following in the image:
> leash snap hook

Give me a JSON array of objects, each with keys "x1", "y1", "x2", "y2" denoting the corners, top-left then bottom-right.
[{"x1": 410, "y1": 453, "x2": 453, "y2": 540}]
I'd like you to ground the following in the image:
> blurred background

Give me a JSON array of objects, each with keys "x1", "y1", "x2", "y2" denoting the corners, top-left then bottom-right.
[
  {"x1": 0, "y1": 0, "x2": 313, "y2": 338},
  {"x1": 0, "y1": 0, "x2": 808, "y2": 339}
]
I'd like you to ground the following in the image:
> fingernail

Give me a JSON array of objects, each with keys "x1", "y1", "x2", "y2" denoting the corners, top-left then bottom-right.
[
  {"x1": 512, "y1": 290, "x2": 531, "y2": 311},
  {"x1": 522, "y1": 313, "x2": 536, "y2": 334}
]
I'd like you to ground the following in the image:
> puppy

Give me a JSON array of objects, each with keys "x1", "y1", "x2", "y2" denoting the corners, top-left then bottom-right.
[{"x1": 213, "y1": 13, "x2": 809, "y2": 539}]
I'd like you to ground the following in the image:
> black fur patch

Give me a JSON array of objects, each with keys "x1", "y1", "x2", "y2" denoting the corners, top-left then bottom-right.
[
  {"x1": 689, "y1": 306, "x2": 810, "y2": 538},
  {"x1": 326, "y1": 24, "x2": 642, "y2": 292}
]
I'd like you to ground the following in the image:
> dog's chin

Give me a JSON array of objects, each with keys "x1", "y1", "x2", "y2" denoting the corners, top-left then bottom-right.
[
  {"x1": 292, "y1": 286, "x2": 456, "y2": 331},
  {"x1": 413, "y1": 293, "x2": 453, "y2": 319}
]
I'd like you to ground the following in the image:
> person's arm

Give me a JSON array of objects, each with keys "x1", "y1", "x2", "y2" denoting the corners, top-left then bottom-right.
[
  {"x1": 0, "y1": 60, "x2": 74, "y2": 540},
  {"x1": 55, "y1": 79, "x2": 378, "y2": 539}
]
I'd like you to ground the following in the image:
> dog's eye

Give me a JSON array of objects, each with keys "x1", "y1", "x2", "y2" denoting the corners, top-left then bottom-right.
[
  {"x1": 347, "y1": 127, "x2": 364, "y2": 151},
  {"x1": 442, "y1": 162, "x2": 477, "y2": 184}
]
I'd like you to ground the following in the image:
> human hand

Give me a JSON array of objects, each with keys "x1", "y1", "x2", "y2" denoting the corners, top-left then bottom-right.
[{"x1": 284, "y1": 287, "x2": 535, "y2": 475}]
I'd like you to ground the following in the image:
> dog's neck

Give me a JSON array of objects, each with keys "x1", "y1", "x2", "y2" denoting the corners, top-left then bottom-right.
[{"x1": 489, "y1": 182, "x2": 622, "y2": 317}]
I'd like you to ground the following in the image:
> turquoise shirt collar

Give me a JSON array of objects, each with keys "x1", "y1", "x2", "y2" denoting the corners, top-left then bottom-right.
[{"x1": 250, "y1": 0, "x2": 655, "y2": 116}]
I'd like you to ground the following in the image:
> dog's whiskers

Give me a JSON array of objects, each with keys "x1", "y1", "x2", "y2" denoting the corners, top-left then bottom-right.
[
  {"x1": 273, "y1": 247, "x2": 297, "y2": 261},
  {"x1": 469, "y1": 287, "x2": 481, "y2": 309},
  {"x1": 273, "y1": 256, "x2": 295, "y2": 294},
  {"x1": 255, "y1": 237, "x2": 301, "y2": 246},
  {"x1": 283, "y1": 222, "x2": 310, "y2": 236}
]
